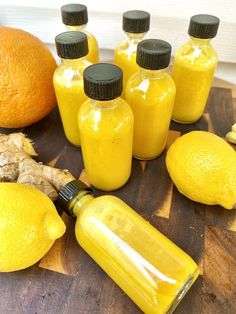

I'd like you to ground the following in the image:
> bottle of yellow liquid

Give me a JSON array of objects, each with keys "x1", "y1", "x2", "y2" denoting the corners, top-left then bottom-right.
[
  {"x1": 126, "y1": 39, "x2": 176, "y2": 160},
  {"x1": 58, "y1": 180, "x2": 199, "y2": 314},
  {"x1": 172, "y1": 14, "x2": 220, "y2": 123},
  {"x1": 61, "y1": 3, "x2": 99, "y2": 63},
  {"x1": 114, "y1": 10, "x2": 150, "y2": 97},
  {"x1": 78, "y1": 63, "x2": 133, "y2": 191},
  {"x1": 53, "y1": 31, "x2": 91, "y2": 146}
]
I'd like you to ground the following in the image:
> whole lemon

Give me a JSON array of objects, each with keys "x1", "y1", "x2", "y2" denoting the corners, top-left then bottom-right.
[
  {"x1": 0, "y1": 183, "x2": 65, "y2": 272},
  {"x1": 166, "y1": 131, "x2": 236, "y2": 209},
  {"x1": 0, "y1": 26, "x2": 57, "y2": 128}
]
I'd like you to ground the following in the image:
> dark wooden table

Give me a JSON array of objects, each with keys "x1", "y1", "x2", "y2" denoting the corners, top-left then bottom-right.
[{"x1": 0, "y1": 82, "x2": 236, "y2": 314}]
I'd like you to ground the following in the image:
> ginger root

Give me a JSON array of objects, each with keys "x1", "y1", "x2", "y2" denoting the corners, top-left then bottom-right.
[
  {"x1": 0, "y1": 133, "x2": 75, "y2": 200},
  {"x1": 226, "y1": 123, "x2": 236, "y2": 144}
]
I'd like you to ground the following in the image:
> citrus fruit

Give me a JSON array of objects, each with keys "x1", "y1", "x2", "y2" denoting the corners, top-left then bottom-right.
[
  {"x1": 166, "y1": 131, "x2": 236, "y2": 209},
  {"x1": 0, "y1": 183, "x2": 65, "y2": 272},
  {"x1": 0, "y1": 26, "x2": 57, "y2": 128}
]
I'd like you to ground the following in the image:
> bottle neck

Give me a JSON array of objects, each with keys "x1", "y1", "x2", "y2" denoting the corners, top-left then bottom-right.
[
  {"x1": 125, "y1": 32, "x2": 146, "y2": 43},
  {"x1": 189, "y1": 36, "x2": 211, "y2": 47},
  {"x1": 65, "y1": 24, "x2": 87, "y2": 32},
  {"x1": 140, "y1": 68, "x2": 165, "y2": 79},
  {"x1": 90, "y1": 98, "x2": 120, "y2": 109},
  {"x1": 60, "y1": 56, "x2": 87, "y2": 67},
  {"x1": 69, "y1": 191, "x2": 94, "y2": 217}
]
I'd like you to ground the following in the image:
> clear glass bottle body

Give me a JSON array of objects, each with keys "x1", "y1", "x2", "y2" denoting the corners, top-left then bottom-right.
[
  {"x1": 53, "y1": 57, "x2": 91, "y2": 146},
  {"x1": 66, "y1": 24, "x2": 99, "y2": 63},
  {"x1": 126, "y1": 68, "x2": 176, "y2": 160},
  {"x1": 78, "y1": 98, "x2": 134, "y2": 191},
  {"x1": 114, "y1": 32, "x2": 147, "y2": 97},
  {"x1": 172, "y1": 36, "x2": 218, "y2": 124},
  {"x1": 70, "y1": 192, "x2": 199, "y2": 314}
]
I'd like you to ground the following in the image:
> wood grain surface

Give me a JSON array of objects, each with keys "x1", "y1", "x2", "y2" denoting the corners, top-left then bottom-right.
[{"x1": 0, "y1": 83, "x2": 235, "y2": 314}]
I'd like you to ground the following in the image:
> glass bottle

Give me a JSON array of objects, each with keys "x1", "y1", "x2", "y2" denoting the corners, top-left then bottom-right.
[
  {"x1": 53, "y1": 31, "x2": 91, "y2": 147},
  {"x1": 61, "y1": 3, "x2": 99, "y2": 63},
  {"x1": 172, "y1": 14, "x2": 220, "y2": 124},
  {"x1": 126, "y1": 39, "x2": 176, "y2": 160},
  {"x1": 78, "y1": 63, "x2": 133, "y2": 191},
  {"x1": 114, "y1": 10, "x2": 150, "y2": 97},
  {"x1": 58, "y1": 180, "x2": 199, "y2": 314}
]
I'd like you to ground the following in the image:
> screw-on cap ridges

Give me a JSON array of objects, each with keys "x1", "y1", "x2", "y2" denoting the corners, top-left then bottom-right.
[
  {"x1": 83, "y1": 63, "x2": 123, "y2": 100},
  {"x1": 61, "y1": 3, "x2": 88, "y2": 26},
  {"x1": 137, "y1": 39, "x2": 172, "y2": 70},
  {"x1": 55, "y1": 31, "x2": 88, "y2": 59},
  {"x1": 188, "y1": 14, "x2": 220, "y2": 39},
  {"x1": 58, "y1": 180, "x2": 92, "y2": 216},
  {"x1": 123, "y1": 10, "x2": 150, "y2": 33}
]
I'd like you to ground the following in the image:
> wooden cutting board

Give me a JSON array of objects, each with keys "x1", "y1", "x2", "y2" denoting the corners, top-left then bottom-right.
[{"x1": 0, "y1": 81, "x2": 235, "y2": 314}]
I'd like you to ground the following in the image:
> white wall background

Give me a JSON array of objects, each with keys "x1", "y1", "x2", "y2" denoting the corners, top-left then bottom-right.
[{"x1": 0, "y1": 0, "x2": 236, "y2": 83}]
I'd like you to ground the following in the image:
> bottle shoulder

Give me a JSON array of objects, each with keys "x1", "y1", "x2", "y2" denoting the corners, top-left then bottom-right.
[
  {"x1": 66, "y1": 26, "x2": 98, "y2": 43},
  {"x1": 78, "y1": 98, "x2": 134, "y2": 130},
  {"x1": 175, "y1": 40, "x2": 218, "y2": 69},
  {"x1": 53, "y1": 61, "x2": 91, "y2": 85},
  {"x1": 79, "y1": 195, "x2": 130, "y2": 215},
  {"x1": 79, "y1": 97, "x2": 133, "y2": 116},
  {"x1": 126, "y1": 71, "x2": 176, "y2": 96},
  {"x1": 84, "y1": 30, "x2": 98, "y2": 44},
  {"x1": 115, "y1": 39, "x2": 129, "y2": 52},
  {"x1": 115, "y1": 39, "x2": 140, "y2": 56},
  {"x1": 92, "y1": 195, "x2": 123, "y2": 205}
]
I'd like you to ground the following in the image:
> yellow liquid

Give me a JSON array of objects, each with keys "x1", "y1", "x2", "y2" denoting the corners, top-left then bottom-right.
[
  {"x1": 66, "y1": 25, "x2": 99, "y2": 63},
  {"x1": 114, "y1": 33, "x2": 145, "y2": 98},
  {"x1": 172, "y1": 37, "x2": 218, "y2": 123},
  {"x1": 53, "y1": 59, "x2": 91, "y2": 146},
  {"x1": 73, "y1": 194, "x2": 199, "y2": 314},
  {"x1": 126, "y1": 69, "x2": 176, "y2": 160},
  {"x1": 78, "y1": 98, "x2": 133, "y2": 191}
]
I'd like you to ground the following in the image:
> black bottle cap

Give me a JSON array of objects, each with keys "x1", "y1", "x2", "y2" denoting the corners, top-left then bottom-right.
[
  {"x1": 55, "y1": 31, "x2": 88, "y2": 59},
  {"x1": 61, "y1": 3, "x2": 88, "y2": 26},
  {"x1": 137, "y1": 39, "x2": 172, "y2": 70},
  {"x1": 188, "y1": 14, "x2": 220, "y2": 39},
  {"x1": 123, "y1": 10, "x2": 150, "y2": 33},
  {"x1": 58, "y1": 180, "x2": 92, "y2": 216},
  {"x1": 83, "y1": 63, "x2": 123, "y2": 100}
]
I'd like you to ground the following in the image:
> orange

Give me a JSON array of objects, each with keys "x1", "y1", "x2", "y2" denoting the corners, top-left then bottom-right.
[{"x1": 0, "y1": 26, "x2": 57, "y2": 128}]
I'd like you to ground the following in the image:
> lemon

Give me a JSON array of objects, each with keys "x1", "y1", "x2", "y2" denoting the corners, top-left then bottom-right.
[
  {"x1": 0, "y1": 183, "x2": 65, "y2": 272},
  {"x1": 166, "y1": 131, "x2": 236, "y2": 209}
]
